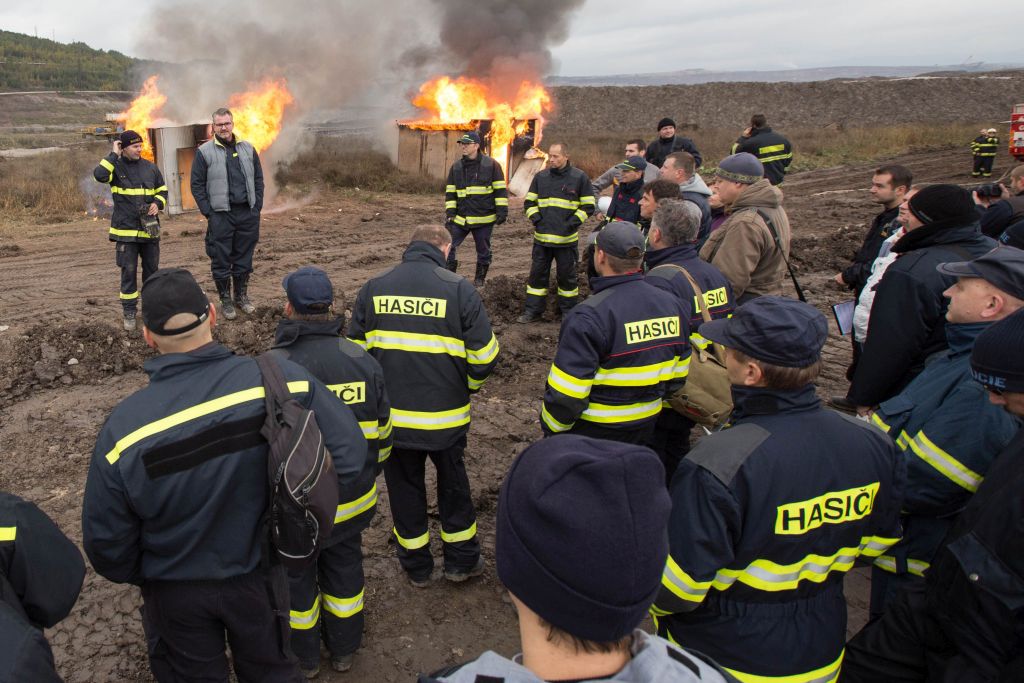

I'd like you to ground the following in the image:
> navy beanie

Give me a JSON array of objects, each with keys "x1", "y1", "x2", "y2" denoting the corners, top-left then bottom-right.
[
  {"x1": 496, "y1": 435, "x2": 670, "y2": 642},
  {"x1": 716, "y1": 152, "x2": 764, "y2": 184}
]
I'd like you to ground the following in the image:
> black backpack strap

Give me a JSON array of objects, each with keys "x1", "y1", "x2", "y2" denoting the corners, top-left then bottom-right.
[
  {"x1": 255, "y1": 353, "x2": 290, "y2": 428},
  {"x1": 752, "y1": 208, "x2": 807, "y2": 303}
]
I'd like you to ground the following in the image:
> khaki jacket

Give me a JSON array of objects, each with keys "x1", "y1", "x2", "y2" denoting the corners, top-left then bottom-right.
[{"x1": 699, "y1": 178, "x2": 791, "y2": 299}]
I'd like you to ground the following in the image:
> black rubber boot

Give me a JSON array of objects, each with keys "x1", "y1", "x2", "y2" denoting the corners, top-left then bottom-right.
[
  {"x1": 474, "y1": 263, "x2": 489, "y2": 286},
  {"x1": 215, "y1": 278, "x2": 236, "y2": 320},
  {"x1": 447, "y1": 259, "x2": 459, "y2": 273},
  {"x1": 232, "y1": 274, "x2": 255, "y2": 314}
]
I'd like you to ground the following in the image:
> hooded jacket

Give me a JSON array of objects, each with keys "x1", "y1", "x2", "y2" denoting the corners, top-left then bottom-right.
[
  {"x1": 679, "y1": 174, "x2": 714, "y2": 246},
  {"x1": 698, "y1": 178, "x2": 791, "y2": 300}
]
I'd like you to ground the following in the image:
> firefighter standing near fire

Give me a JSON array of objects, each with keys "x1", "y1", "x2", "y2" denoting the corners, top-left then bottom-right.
[
  {"x1": 971, "y1": 127, "x2": 999, "y2": 178},
  {"x1": 444, "y1": 131, "x2": 508, "y2": 286},
  {"x1": 191, "y1": 107, "x2": 265, "y2": 321},
  {"x1": 93, "y1": 130, "x2": 167, "y2": 332},
  {"x1": 651, "y1": 297, "x2": 905, "y2": 683},
  {"x1": 519, "y1": 143, "x2": 595, "y2": 323}
]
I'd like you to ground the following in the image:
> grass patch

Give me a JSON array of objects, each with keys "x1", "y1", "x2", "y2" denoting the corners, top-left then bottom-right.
[
  {"x1": 276, "y1": 138, "x2": 442, "y2": 194},
  {"x1": 0, "y1": 145, "x2": 106, "y2": 223}
]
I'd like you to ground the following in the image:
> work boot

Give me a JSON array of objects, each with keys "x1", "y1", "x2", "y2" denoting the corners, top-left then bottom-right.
[
  {"x1": 232, "y1": 274, "x2": 256, "y2": 314},
  {"x1": 215, "y1": 278, "x2": 236, "y2": 320},
  {"x1": 299, "y1": 661, "x2": 320, "y2": 679},
  {"x1": 444, "y1": 556, "x2": 485, "y2": 583},
  {"x1": 474, "y1": 263, "x2": 489, "y2": 287},
  {"x1": 516, "y1": 311, "x2": 541, "y2": 324},
  {"x1": 331, "y1": 654, "x2": 355, "y2": 673},
  {"x1": 122, "y1": 310, "x2": 137, "y2": 332},
  {"x1": 447, "y1": 259, "x2": 459, "y2": 273}
]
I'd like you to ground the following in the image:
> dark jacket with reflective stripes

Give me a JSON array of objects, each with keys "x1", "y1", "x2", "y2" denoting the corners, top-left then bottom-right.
[
  {"x1": 847, "y1": 221, "x2": 995, "y2": 407},
  {"x1": 645, "y1": 135, "x2": 703, "y2": 169},
  {"x1": 606, "y1": 177, "x2": 645, "y2": 224},
  {"x1": 869, "y1": 322, "x2": 1021, "y2": 579},
  {"x1": 731, "y1": 127, "x2": 793, "y2": 186},
  {"x1": 81, "y1": 342, "x2": 367, "y2": 584},
  {"x1": 524, "y1": 162, "x2": 595, "y2": 247},
  {"x1": 444, "y1": 154, "x2": 508, "y2": 227},
  {"x1": 93, "y1": 152, "x2": 168, "y2": 242},
  {"x1": 347, "y1": 242, "x2": 499, "y2": 451},
  {"x1": 841, "y1": 206, "x2": 900, "y2": 294},
  {"x1": 271, "y1": 317, "x2": 392, "y2": 542},
  {"x1": 0, "y1": 492, "x2": 84, "y2": 683},
  {"x1": 971, "y1": 134, "x2": 999, "y2": 157},
  {"x1": 541, "y1": 272, "x2": 690, "y2": 434},
  {"x1": 653, "y1": 385, "x2": 905, "y2": 680},
  {"x1": 645, "y1": 244, "x2": 735, "y2": 338},
  {"x1": 923, "y1": 426, "x2": 1024, "y2": 673}
]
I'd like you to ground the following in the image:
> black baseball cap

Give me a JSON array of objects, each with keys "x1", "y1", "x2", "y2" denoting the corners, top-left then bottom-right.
[
  {"x1": 615, "y1": 156, "x2": 648, "y2": 173},
  {"x1": 936, "y1": 246, "x2": 1024, "y2": 300},
  {"x1": 457, "y1": 131, "x2": 481, "y2": 145},
  {"x1": 596, "y1": 221, "x2": 645, "y2": 259},
  {"x1": 282, "y1": 266, "x2": 333, "y2": 313},
  {"x1": 970, "y1": 308, "x2": 1024, "y2": 393},
  {"x1": 699, "y1": 296, "x2": 829, "y2": 368},
  {"x1": 141, "y1": 268, "x2": 210, "y2": 336}
]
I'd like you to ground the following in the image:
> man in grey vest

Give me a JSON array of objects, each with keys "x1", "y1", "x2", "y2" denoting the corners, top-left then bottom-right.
[{"x1": 191, "y1": 107, "x2": 265, "y2": 320}]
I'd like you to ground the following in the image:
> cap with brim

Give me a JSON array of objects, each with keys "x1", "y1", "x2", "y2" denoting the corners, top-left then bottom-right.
[
  {"x1": 970, "y1": 308, "x2": 1024, "y2": 393},
  {"x1": 141, "y1": 268, "x2": 210, "y2": 336},
  {"x1": 935, "y1": 246, "x2": 1024, "y2": 300},
  {"x1": 699, "y1": 296, "x2": 828, "y2": 368},
  {"x1": 282, "y1": 266, "x2": 334, "y2": 314},
  {"x1": 596, "y1": 221, "x2": 645, "y2": 259},
  {"x1": 615, "y1": 156, "x2": 648, "y2": 173},
  {"x1": 457, "y1": 132, "x2": 481, "y2": 145}
]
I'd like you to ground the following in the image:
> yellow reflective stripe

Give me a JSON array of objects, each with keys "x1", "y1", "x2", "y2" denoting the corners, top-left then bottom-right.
[
  {"x1": 557, "y1": 287, "x2": 579, "y2": 297},
  {"x1": 456, "y1": 186, "x2": 493, "y2": 196},
  {"x1": 547, "y1": 364, "x2": 593, "y2": 399},
  {"x1": 322, "y1": 589, "x2": 364, "y2": 619},
  {"x1": 758, "y1": 144, "x2": 787, "y2": 154},
  {"x1": 661, "y1": 555, "x2": 711, "y2": 603},
  {"x1": 580, "y1": 399, "x2": 662, "y2": 424},
  {"x1": 541, "y1": 404, "x2": 573, "y2": 433},
  {"x1": 463, "y1": 214, "x2": 496, "y2": 224},
  {"x1": 391, "y1": 404, "x2": 471, "y2": 431},
  {"x1": 379, "y1": 416, "x2": 392, "y2": 440},
  {"x1": 535, "y1": 197, "x2": 580, "y2": 210},
  {"x1": 289, "y1": 598, "x2": 321, "y2": 630},
  {"x1": 758, "y1": 153, "x2": 793, "y2": 163},
  {"x1": 445, "y1": 185, "x2": 457, "y2": 192},
  {"x1": 378, "y1": 443, "x2": 392, "y2": 463},
  {"x1": 365, "y1": 330, "x2": 466, "y2": 358},
  {"x1": 110, "y1": 187, "x2": 163, "y2": 196},
  {"x1": 468, "y1": 376, "x2": 486, "y2": 391},
  {"x1": 99, "y1": 158, "x2": 115, "y2": 172},
  {"x1": 524, "y1": 192, "x2": 539, "y2": 200},
  {"x1": 445, "y1": 201, "x2": 458, "y2": 209},
  {"x1": 573, "y1": 209, "x2": 589, "y2": 223},
  {"x1": 690, "y1": 333, "x2": 710, "y2": 350},
  {"x1": 579, "y1": 195, "x2": 596, "y2": 206},
  {"x1": 649, "y1": 603, "x2": 671, "y2": 617},
  {"x1": 907, "y1": 430, "x2": 983, "y2": 492},
  {"x1": 534, "y1": 231, "x2": 579, "y2": 245},
  {"x1": 873, "y1": 555, "x2": 930, "y2": 577},
  {"x1": 895, "y1": 430, "x2": 910, "y2": 451},
  {"x1": 494, "y1": 198, "x2": 509, "y2": 206},
  {"x1": 154, "y1": 195, "x2": 167, "y2": 207},
  {"x1": 453, "y1": 215, "x2": 467, "y2": 226},
  {"x1": 870, "y1": 412, "x2": 891, "y2": 433},
  {"x1": 393, "y1": 527, "x2": 430, "y2": 549},
  {"x1": 724, "y1": 649, "x2": 844, "y2": 683},
  {"x1": 358, "y1": 420, "x2": 379, "y2": 440},
  {"x1": 103, "y1": 381, "x2": 310, "y2": 464},
  {"x1": 491, "y1": 181, "x2": 507, "y2": 189},
  {"x1": 0, "y1": 527, "x2": 15, "y2": 542},
  {"x1": 673, "y1": 355, "x2": 691, "y2": 380},
  {"x1": 119, "y1": 291, "x2": 140, "y2": 300},
  {"x1": 440, "y1": 521, "x2": 477, "y2": 543},
  {"x1": 335, "y1": 484, "x2": 377, "y2": 523},
  {"x1": 526, "y1": 285, "x2": 549, "y2": 296},
  {"x1": 108, "y1": 227, "x2": 156, "y2": 239},
  {"x1": 466, "y1": 333, "x2": 499, "y2": 365},
  {"x1": 525, "y1": 206, "x2": 540, "y2": 218},
  {"x1": 594, "y1": 359, "x2": 677, "y2": 387}
]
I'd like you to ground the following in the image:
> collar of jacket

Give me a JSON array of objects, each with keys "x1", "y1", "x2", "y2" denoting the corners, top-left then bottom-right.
[
  {"x1": 461, "y1": 154, "x2": 481, "y2": 167},
  {"x1": 590, "y1": 271, "x2": 645, "y2": 293},
  {"x1": 273, "y1": 317, "x2": 343, "y2": 347},
  {"x1": 945, "y1": 321, "x2": 991, "y2": 357},
  {"x1": 618, "y1": 177, "x2": 644, "y2": 194},
  {"x1": 645, "y1": 243, "x2": 700, "y2": 269},
  {"x1": 729, "y1": 384, "x2": 820, "y2": 420},
  {"x1": 727, "y1": 177, "x2": 781, "y2": 213},
  {"x1": 892, "y1": 220, "x2": 983, "y2": 254},
  {"x1": 550, "y1": 161, "x2": 573, "y2": 177},
  {"x1": 143, "y1": 341, "x2": 232, "y2": 380},
  {"x1": 403, "y1": 240, "x2": 448, "y2": 267},
  {"x1": 875, "y1": 205, "x2": 900, "y2": 226},
  {"x1": 214, "y1": 134, "x2": 239, "y2": 149},
  {"x1": 679, "y1": 173, "x2": 712, "y2": 197},
  {"x1": 750, "y1": 126, "x2": 773, "y2": 136}
]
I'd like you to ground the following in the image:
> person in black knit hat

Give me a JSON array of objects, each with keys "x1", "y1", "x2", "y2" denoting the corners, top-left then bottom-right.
[{"x1": 645, "y1": 117, "x2": 702, "y2": 168}]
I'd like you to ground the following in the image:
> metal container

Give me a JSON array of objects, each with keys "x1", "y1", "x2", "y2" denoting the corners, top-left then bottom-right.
[{"x1": 146, "y1": 123, "x2": 212, "y2": 215}]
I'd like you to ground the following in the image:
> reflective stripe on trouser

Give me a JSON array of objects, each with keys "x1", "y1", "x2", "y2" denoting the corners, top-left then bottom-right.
[
  {"x1": 288, "y1": 533, "x2": 365, "y2": 665},
  {"x1": 658, "y1": 585, "x2": 847, "y2": 683},
  {"x1": 447, "y1": 223, "x2": 494, "y2": 268},
  {"x1": 973, "y1": 156, "x2": 994, "y2": 177},
  {"x1": 205, "y1": 204, "x2": 260, "y2": 281},
  {"x1": 384, "y1": 437, "x2": 479, "y2": 581},
  {"x1": 524, "y1": 241, "x2": 578, "y2": 315},
  {"x1": 115, "y1": 240, "x2": 160, "y2": 311}
]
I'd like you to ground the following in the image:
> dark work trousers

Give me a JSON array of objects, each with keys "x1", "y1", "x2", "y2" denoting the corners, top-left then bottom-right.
[
  {"x1": 206, "y1": 204, "x2": 260, "y2": 281},
  {"x1": 524, "y1": 242, "x2": 579, "y2": 315},
  {"x1": 566, "y1": 418, "x2": 657, "y2": 447},
  {"x1": 384, "y1": 436, "x2": 479, "y2": 581},
  {"x1": 869, "y1": 564, "x2": 920, "y2": 619},
  {"x1": 140, "y1": 569, "x2": 302, "y2": 683},
  {"x1": 288, "y1": 534, "x2": 364, "y2": 667},
  {"x1": 447, "y1": 224, "x2": 494, "y2": 268},
  {"x1": 972, "y1": 156, "x2": 994, "y2": 178},
  {"x1": 648, "y1": 410, "x2": 694, "y2": 486},
  {"x1": 116, "y1": 240, "x2": 160, "y2": 312}
]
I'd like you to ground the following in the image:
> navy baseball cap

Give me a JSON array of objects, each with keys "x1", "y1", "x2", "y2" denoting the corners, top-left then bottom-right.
[
  {"x1": 1000, "y1": 224, "x2": 1024, "y2": 250},
  {"x1": 936, "y1": 246, "x2": 1024, "y2": 300},
  {"x1": 699, "y1": 296, "x2": 829, "y2": 367},
  {"x1": 141, "y1": 268, "x2": 210, "y2": 336},
  {"x1": 615, "y1": 156, "x2": 648, "y2": 173},
  {"x1": 970, "y1": 308, "x2": 1024, "y2": 393},
  {"x1": 457, "y1": 131, "x2": 481, "y2": 145},
  {"x1": 596, "y1": 221, "x2": 645, "y2": 259},
  {"x1": 282, "y1": 266, "x2": 333, "y2": 313}
]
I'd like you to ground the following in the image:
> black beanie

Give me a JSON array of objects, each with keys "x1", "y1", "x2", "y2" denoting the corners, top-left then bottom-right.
[
  {"x1": 119, "y1": 130, "x2": 144, "y2": 148},
  {"x1": 908, "y1": 184, "x2": 976, "y2": 228},
  {"x1": 657, "y1": 117, "x2": 676, "y2": 131},
  {"x1": 970, "y1": 307, "x2": 1024, "y2": 393},
  {"x1": 496, "y1": 435, "x2": 670, "y2": 642}
]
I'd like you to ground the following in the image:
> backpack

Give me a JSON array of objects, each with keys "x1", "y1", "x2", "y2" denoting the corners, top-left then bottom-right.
[{"x1": 255, "y1": 353, "x2": 338, "y2": 570}]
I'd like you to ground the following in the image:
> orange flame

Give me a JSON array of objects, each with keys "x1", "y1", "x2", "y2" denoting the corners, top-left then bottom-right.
[
  {"x1": 410, "y1": 76, "x2": 550, "y2": 171},
  {"x1": 228, "y1": 78, "x2": 295, "y2": 153},
  {"x1": 121, "y1": 75, "x2": 167, "y2": 160}
]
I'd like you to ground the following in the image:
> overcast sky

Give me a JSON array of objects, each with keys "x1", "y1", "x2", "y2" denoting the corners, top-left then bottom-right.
[{"x1": 2, "y1": 0, "x2": 1019, "y2": 77}]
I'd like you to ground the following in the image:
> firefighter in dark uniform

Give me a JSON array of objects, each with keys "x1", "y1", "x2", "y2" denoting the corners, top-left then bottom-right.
[
  {"x1": 604, "y1": 156, "x2": 647, "y2": 224},
  {"x1": 519, "y1": 143, "x2": 595, "y2": 323},
  {"x1": 191, "y1": 107, "x2": 265, "y2": 321},
  {"x1": 651, "y1": 297, "x2": 905, "y2": 683},
  {"x1": 971, "y1": 127, "x2": 999, "y2": 178},
  {"x1": 730, "y1": 114, "x2": 793, "y2": 185},
  {"x1": 348, "y1": 226, "x2": 499, "y2": 587},
  {"x1": 269, "y1": 266, "x2": 392, "y2": 677},
  {"x1": 842, "y1": 310, "x2": 1024, "y2": 681},
  {"x1": 0, "y1": 492, "x2": 85, "y2": 682},
  {"x1": 93, "y1": 129, "x2": 168, "y2": 332},
  {"x1": 643, "y1": 199, "x2": 734, "y2": 481},
  {"x1": 82, "y1": 268, "x2": 367, "y2": 683},
  {"x1": 541, "y1": 222, "x2": 691, "y2": 445},
  {"x1": 444, "y1": 131, "x2": 508, "y2": 286}
]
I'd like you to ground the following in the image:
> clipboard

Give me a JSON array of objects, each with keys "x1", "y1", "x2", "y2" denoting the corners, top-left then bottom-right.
[{"x1": 831, "y1": 300, "x2": 856, "y2": 336}]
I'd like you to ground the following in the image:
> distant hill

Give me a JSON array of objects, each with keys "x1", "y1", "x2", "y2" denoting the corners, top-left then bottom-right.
[{"x1": 0, "y1": 29, "x2": 137, "y2": 91}]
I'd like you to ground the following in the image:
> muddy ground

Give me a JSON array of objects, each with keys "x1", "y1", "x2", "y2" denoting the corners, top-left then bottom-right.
[{"x1": 0, "y1": 146, "x2": 1014, "y2": 682}]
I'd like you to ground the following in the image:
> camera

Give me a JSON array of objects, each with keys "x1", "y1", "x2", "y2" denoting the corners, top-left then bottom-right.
[{"x1": 975, "y1": 183, "x2": 1002, "y2": 199}]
